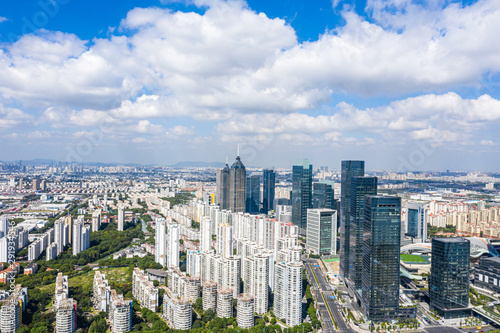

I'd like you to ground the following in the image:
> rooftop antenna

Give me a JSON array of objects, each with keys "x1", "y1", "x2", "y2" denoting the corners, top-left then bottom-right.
[
  {"x1": 226, "y1": 156, "x2": 228, "y2": 165},
  {"x1": 237, "y1": 144, "x2": 240, "y2": 157}
]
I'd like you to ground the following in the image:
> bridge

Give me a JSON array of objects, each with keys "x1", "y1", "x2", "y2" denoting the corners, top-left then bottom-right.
[{"x1": 472, "y1": 307, "x2": 500, "y2": 326}]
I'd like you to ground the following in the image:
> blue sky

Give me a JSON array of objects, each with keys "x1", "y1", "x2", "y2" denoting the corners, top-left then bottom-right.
[{"x1": 0, "y1": 0, "x2": 499, "y2": 171}]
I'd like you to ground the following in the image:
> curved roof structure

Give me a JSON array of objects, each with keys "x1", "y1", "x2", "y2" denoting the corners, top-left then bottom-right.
[{"x1": 400, "y1": 237, "x2": 499, "y2": 259}]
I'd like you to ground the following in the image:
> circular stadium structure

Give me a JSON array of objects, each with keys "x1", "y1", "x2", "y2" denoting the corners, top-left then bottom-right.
[{"x1": 401, "y1": 237, "x2": 499, "y2": 259}]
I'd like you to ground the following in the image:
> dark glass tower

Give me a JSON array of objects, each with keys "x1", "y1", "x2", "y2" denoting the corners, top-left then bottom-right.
[
  {"x1": 361, "y1": 196, "x2": 401, "y2": 322},
  {"x1": 430, "y1": 238, "x2": 470, "y2": 319},
  {"x1": 312, "y1": 183, "x2": 335, "y2": 210},
  {"x1": 339, "y1": 160, "x2": 364, "y2": 281},
  {"x1": 348, "y1": 176, "x2": 377, "y2": 294},
  {"x1": 216, "y1": 161, "x2": 230, "y2": 210},
  {"x1": 291, "y1": 159, "x2": 312, "y2": 233},
  {"x1": 245, "y1": 174, "x2": 260, "y2": 214},
  {"x1": 229, "y1": 155, "x2": 246, "y2": 213},
  {"x1": 262, "y1": 169, "x2": 275, "y2": 214}
]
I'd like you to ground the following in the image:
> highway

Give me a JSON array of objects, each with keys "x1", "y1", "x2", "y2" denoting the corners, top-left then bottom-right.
[{"x1": 304, "y1": 259, "x2": 354, "y2": 333}]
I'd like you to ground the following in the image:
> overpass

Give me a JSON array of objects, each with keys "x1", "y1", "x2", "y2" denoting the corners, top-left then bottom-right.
[{"x1": 472, "y1": 307, "x2": 500, "y2": 326}]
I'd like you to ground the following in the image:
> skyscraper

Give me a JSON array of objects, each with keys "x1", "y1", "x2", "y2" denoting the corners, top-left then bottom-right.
[
  {"x1": 244, "y1": 254, "x2": 269, "y2": 314},
  {"x1": 262, "y1": 169, "x2": 275, "y2": 214},
  {"x1": 274, "y1": 261, "x2": 303, "y2": 326},
  {"x1": 339, "y1": 160, "x2": 364, "y2": 281},
  {"x1": 117, "y1": 205, "x2": 125, "y2": 231},
  {"x1": 200, "y1": 216, "x2": 212, "y2": 253},
  {"x1": 405, "y1": 202, "x2": 428, "y2": 243},
  {"x1": 361, "y1": 196, "x2": 401, "y2": 322},
  {"x1": 167, "y1": 223, "x2": 180, "y2": 269},
  {"x1": 291, "y1": 159, "x2": 312, "y2": 233},
  {"x1": 312, "y1": 182, "x2": 335, "y2": 209},
  {"x1": 229, "y1": 154, "x2": 246, "y2": 213},
  {"x1": 245, "y1": 174, "x2": 260, "y2": 214},
  {"x1": 306, "y1": 209, "x2": 337, "y2": 255},
  {"x1": 430, "y1": 238, "x2": 470, "y2": 319},
  {"x1": 216, "y1": 160, "x2": 230, "y2": 210},
  {"x1": 348, "y1": 176, "x2": 377, "y2": 294},
  {"x1": 216, "y1": 224, "x2": 233, "y2": 259},
  {"x1": 155, "y1": 218, "x2": 167, "y2": 267}
]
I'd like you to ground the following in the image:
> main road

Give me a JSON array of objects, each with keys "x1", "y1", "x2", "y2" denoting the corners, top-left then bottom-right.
[{"x1": 304, "y1": 258, "x2": 355, "y2": 333}]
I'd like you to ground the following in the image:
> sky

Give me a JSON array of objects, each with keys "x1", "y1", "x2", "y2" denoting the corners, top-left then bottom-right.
[{"x1": 0, "y1": 0, "x2": 499, "y2": 171}]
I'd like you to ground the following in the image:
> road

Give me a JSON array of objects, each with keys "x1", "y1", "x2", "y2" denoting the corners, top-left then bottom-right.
[{"x1": 304, "y1": 259, "x2": 354, "y2": 333}]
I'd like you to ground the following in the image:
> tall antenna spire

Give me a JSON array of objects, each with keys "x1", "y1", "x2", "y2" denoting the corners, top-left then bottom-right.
[
  {"x1": 226, "y1": 156, "x2": 228, "y2": 165},
  {"x1": 237, "y1": 144, "x2": 240, "y2": 157}
]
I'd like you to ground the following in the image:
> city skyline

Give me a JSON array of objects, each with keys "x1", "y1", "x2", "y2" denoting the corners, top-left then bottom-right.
[{"x1": 0, "y1": 0, "x2": 499, "y2": 170}]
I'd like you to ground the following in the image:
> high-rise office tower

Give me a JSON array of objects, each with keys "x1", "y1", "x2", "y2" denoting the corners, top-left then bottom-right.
[
  {"x1": 200, "y1": 216, "x2": 212, "y2": 253},
  {"x1": 405, "y1": 202, "x2": 428, "y2": 243},
  {"x1": 339, "y1": 160, "x2": 364, "y2": 281},
  {"x1": 348, "y1": 176, "x2": 377, "y2": 294},
  {"x1": 245, "y1": 174, "x2": 260, "y2": 214},
  {"x1": 306, "y1": 209, "x2": 337, "y2": 255},
  {"x1": 155, "y1": 218, "x2": 167, "y2": 267},
  {"x1": 229, "y1": 153, "x2": 246, "y2": 213},
  {"x1": 262, "y1": 169, "x2": 275, "y2": 214},
  {"x1": 361, "y1": 196, "x2": 401, "y2": 322},
  {"x1": 216, "y1": 159, "x2": 231, "y2": 210},
  {"x1": 216, "y1": 224, "x2": 233, "y2": 259},
  {"x1": 430, "y1": 238, "x2": 470, "y2": 319},
  {"x1": 312, "y1": 182, "x2": 335, "y2": 209},
  {"x1": 117, "y1": 205, "x2": 125, "y2": 231},
  {"x1": 274, "y1": 261, "x2": 303, "y2": 326},
  {"x1": 291, "y1": 159, "x2": 312, "y2": 233},
  {"x1": 167, "y1": 223, "x2": 180, "y2": 269},
  {"x1": 56, "y1": 298, "x2": 77, "y2": 333}
]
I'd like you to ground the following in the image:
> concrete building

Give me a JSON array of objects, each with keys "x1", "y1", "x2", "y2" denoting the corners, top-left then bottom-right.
[
  {"x1": 217, "y1": 288, "x2": 233, "y2": 318},
  {"x1": 92, "y1": 271, "x2": 110, "y2": 312},
  {"x1": 117, "y1": 205, "x2": 125, "y2": 231},
  {"x1": 155, "y1": 218, "x2": 167, "y2": 267},
  {"x1": 47, "y1": 242, "x2": 58, "y2": 261},
  {"x1": 167, "y1": 223, "x2": 180, "y2": 269},
  {"x1": 54, "y1": 273, "x2": 69, "y2": 309},
  {"x1": 28, "y1": 239, "x2": 41, "y2": 261},
  {"x1": 237, "y1": 293, "x2": 254, "y2": 329},
  {"x1": 217, "y1": 224, "x2": 233, "y2": 259},
  {"x1": 202, "y1": 281, "x2": 218, "y2": 311},
  {"x1": 109, "y1": 290, "x2": 132, "y2": 333},
  {"x1": 72, "y1": 220, "x2": 90, "y2": 256},
  {"x1": 244, "y1": 253, "x2": 269, "y2": 314},
  {"x1": 200, "y1": 216, "x2": 212, "y2": 252},
  {"x1": 56, "y1": 298, "x2": 77, "y2": 333},
  {"x1": 306, "y1": 208, "x2": 337, "y2": 255},
  {"x1": 274, "y1": 261, "x2": 303, "y2": 326},
  {"x1": 132, "y1": 268, "x2": 158, "y2": 312},
  {"x1": 92, "y1": 210, "x2": 101, "y2": 232},
  {"x1": 163, "y1": 287, "x2": 192, "y2": 330},
  {"x1": 55, "y1": 219, "x2": 69, "y2": 255},
  {"x1": 0, "y1": 285, "x2": 28, "y2": 333}
]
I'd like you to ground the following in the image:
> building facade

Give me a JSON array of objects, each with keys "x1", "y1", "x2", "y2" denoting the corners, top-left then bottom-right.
[
  {"x1": 291, "y1": 159, "x2": 312, "y2": 233},
  {"x1": 262, "y1": 169, "x2": 275, "y2": 214},
  {"x1": 306, "y1": 209, "x2": 337, "y2": 255}
]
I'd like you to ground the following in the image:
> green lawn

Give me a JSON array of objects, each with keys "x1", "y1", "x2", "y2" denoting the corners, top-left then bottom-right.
[
  {"x1": 323, "y1": 258, "x2": 340, "y2": 262},
  {"x1": 400, "y1": 254, "x2": 429, "y2": 264}
]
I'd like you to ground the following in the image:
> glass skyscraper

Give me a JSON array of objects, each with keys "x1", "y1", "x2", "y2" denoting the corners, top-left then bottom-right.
[
  {"x1": 405, "y1": 202, "x2": 428, "y2": 243},
  {"x1": 262, "y1": 169, "x2": 275, "y2": 214},
  {"x1": 229, "y1": 155, "x2": 246, "y2": 213},
  {"x1": 312, "y1": 182, "x2": 335, "y2": 210},
  {"x1": 291, "y1": 159, "x2": 312, "y2": 233},
  {"x1": 348, "y1": 176, "x2": 377, "y2": 294},
  {"x1": 430, "y1": 238, "x2": 470, "y2": 319},
  {"x1": 245, "y1": 174, "x2": 260, "y2": 214},
  {"x1": 339, "y1": 160, "x2": 364, "y2": 281},
  {"x1": 361, "y1": 196, "x2": 401, "y2": 322}
]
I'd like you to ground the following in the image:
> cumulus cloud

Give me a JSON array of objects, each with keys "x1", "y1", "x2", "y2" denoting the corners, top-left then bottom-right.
[
  {"x1": 0, "y1": 104, "x2": 33, "y2": 128},
  {"x1": 165, "y1": 125, "x2": 195, "y2": 138},
  {"x1": 0, "y1": 17, "x2": 7, "y2": 23},
  {"x1": 216, "y1": 93, "x2": 500, "y2": 146}
]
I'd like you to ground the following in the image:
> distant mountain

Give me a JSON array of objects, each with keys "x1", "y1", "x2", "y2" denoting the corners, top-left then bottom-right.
[{"x1": 170, "y1": 161, "x2": 226, "y2": 168}]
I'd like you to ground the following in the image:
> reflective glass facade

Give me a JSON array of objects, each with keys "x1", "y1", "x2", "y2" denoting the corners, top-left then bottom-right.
[
  {"x1": 262, "y1": 169, "x2": 275, "y2": 214},
  {"x1": 291, "y1": 159, "x2": 312, "y2": 232},
  {"x1": 339, "y1": 160, "x2": 364, "y2": 280},
  {"x1": 245, "y1": 174, "x2": 260, "y2": 214},
  {"x1": 430, "y1": 238, "x2": 470, "y2": 319},
  {"x1": 361, "y1": 196, "x2": 401, "y2": 322},
  {"x1": 312, "y1": 183, "x2": 335, "y2": 210},
  {"x1": 348, "y1": 176, "x2": 377, "y2": 293}
]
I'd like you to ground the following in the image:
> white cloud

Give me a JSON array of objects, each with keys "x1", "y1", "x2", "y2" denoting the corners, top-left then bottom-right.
[
  {"x1": 165, "y1": 125, "x2": 195, "y2": 138},
  {"x1": 216, "y1": 93, "x2": 500, "y2": 146},
  {"x1": 0, "y1": 104, "x2": 32, "y2": 128},
  {"x1": 0, "y1": 17, "x2": 7, "y2": 23}
]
